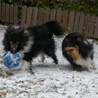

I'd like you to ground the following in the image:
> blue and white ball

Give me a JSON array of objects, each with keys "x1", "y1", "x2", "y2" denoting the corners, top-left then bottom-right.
[{"x1": 3, "y1": 51, "x2": 21, "y2": 68}]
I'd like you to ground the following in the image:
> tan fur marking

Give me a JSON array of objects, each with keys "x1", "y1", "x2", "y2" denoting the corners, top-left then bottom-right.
[
  {"x1": 77, "y1": 38, "x2": 81, "y2": 41},
  {"x1": 65, "y1": 46, "x2": 82, "y2": 60}
]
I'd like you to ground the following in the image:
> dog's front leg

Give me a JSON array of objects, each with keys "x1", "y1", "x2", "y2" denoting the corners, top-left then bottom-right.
[
  {"x1": 91, "y1": 61, "x2": 97, "y2": 70},
  {"x1": 20, "y1": 60, "x2": 31, "y2": 72}
]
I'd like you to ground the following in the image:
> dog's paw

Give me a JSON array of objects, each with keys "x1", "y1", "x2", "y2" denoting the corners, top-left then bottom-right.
[
  {"x1": 55, "y1": 64, "x2": 59, "y2": 67},
  {"x1": 87, "y1": 68, "x2": 92, "y2": 72},
  {"x1": 19, "y1": 69, "x2": 26, "y2": 72},
  {"x1": 94, "y1": 67, "x2": 97, "y2": 70}
]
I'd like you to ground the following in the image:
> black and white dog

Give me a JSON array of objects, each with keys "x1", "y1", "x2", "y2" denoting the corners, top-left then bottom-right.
[
  {"x1": 3, "y1": 21, "x2": 64, "y2": 71},
  {"x1": 62, "y1": 32, "x2": 97, "y2": 72}
]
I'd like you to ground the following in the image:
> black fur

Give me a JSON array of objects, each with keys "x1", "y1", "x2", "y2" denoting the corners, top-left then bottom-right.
[
  {"x1": 62, "y1": 32, "x2": 93, "y2": 70},
  {"x1": 3, "y1": 21, "x2": 64, "y2": 68}
]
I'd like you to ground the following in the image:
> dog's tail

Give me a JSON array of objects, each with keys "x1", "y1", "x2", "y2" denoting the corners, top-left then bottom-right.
[{"x1": 44, "y1": 21, "x2": 65, "y2": 36}]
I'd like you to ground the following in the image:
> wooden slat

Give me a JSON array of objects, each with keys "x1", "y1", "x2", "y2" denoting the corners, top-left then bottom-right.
[
  {"x1": 26, "y1": 7, "x2": 32, "y2": 26},
  {"x1": 56, "y1": 10, "x2": 62, "y2": 23},
  {"x1": 0, "y1": 3, "x2": 2, "y2": 21},
  {"x1": 9, "y1": 4, "x2": 13, "y2": 23},
  {"x1": 2, "y1": 3, "x2": 5, "y2": 22},
  {"x1": 61, "y1": 10, "x2": 68, "y2": 29},
  {"x1": 14, "y1": 5, "x2": 18, "y2": 25},
  {"x1": 73, "y1": 13, "x2": 80, "y2": 32},
  {"x1": 50, "y1": 9, "x2": 56, "y2": 21},
  {"x1": 5, "y1": 4, "x2": 9, "y2": 22},
  {"x1": 32, "y1": 7, "x2": 38, "y2": 26},
  {"x1": 83, "y1": 14, "x2": 90, "y2": 37},
  {"x1": 94, "y1": 17, "x2": 98, "y2": 38},
  {"x1": 89, "y1": 15, "x2": 95, "y2": 37},
  {"x1": 21, "y1": 6, "x2": 27, "y2": 26},
  {"x1": 68, "y1": 11, "x2": 75, "y2": 33},
  {"x1": 44, "y1": 8, "x2": 50, "y2": 23},
  {"x1": 78, "y1": 13, "x2": 85, "y2": 34},
  {"x1": 37, "y1": 8, "x2": 44, "y2": 25}
]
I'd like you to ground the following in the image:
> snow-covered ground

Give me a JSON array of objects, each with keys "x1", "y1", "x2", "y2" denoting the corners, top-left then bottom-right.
[{"x1": 0, "y1": 25, "x2": 98, "y2": 98}]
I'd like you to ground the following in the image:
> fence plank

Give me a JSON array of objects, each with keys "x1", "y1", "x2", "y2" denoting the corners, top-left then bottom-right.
[
  {"x1": 0, "y1": 3, "x2": 1, "y2": 21},
  {"x1": 83, "y1": 14, "x2": 90, "y2": 37},
  {"x1": 21, "y1": 6, "x2": 27, "y2": 26},
  {"x1": 44, "y1": 8, "x2": 50, "y2": 23},
  {"x1": 56, "y1": 10, "x2": 62, "y2": 23},
  {"x1": 9, "y1": 4, "x2": 13, "y2": 23},
  {"x1": 2, "y1": 3, "x2": 5, "y2": 22},
  {"x1": 32, "y1": 7, "x2": 38, "y2": 26},
  {"x1": 50, "y1": 9, "x2": 56, "y2": 21},
  {"x1": 78, "y1": 13, "x2": 85, "y2": 34},
  {"x1": 26, "y1": 7, "x2": 32, "y2": 26},
  {"x1": 61, "y1": 10, "x2": 68, "y2": 29},
  {"x1": 89, "y1": 15, "x2": 95, "y2": 37},
  {"x1": 5, "y1": 4, "x2": 9, "y2": 22},
  {"x1": 68, "y1": 11, "x2": 75, "y2": 33},
  {"x1": 37, "y1": 8, "x2": 44, "y2": 25},
  {"x1": 73, "y1": 13, "x2": 80, "y2": 32},
  {"x1": 14, "y1": 5, "x2": 18, "y2": 25},
  {"x1": 94, "y1": 17, "x2": 98, "y2": 38}
]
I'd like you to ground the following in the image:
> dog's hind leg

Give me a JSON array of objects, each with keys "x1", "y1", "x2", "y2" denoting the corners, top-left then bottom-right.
[
  {"x1": 44, "y1": 50, "x2": 58, "y2": 67},
  {"x1": 41, "y1": 53, "x2": 45, "y2": 62}
]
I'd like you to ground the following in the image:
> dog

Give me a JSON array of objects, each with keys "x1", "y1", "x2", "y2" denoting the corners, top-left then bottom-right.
[
  {"x1": 62, "y1": 32, "x2": 97, "y2": 72},
  {"x1": 3, "y1": 21, "x2": 64, "y2": 71}
]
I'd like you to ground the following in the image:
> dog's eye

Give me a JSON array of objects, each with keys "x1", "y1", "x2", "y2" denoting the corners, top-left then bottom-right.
[
  {"x1": 65, "y1": 39, "x2": 68, "y2": 41},
  {"x1": 10, "y1": 42, "x2": 12, "y2": 44},
  {"x1": 16, "y1": 42, "x2": 18, "y2": 45},
  {"x1": 77, "y1": 38, "x2": 81, "y2": 41}
]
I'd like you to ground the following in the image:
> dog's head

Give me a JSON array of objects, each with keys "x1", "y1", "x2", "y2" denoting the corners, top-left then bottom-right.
[
  {"x1": 62, "y1": 32, "x2": 93, "y2": 59},
  {"x1": 3, "y1": 26, "x2": 29, "y2": 54},
  {"x1": 63, "y1": 32, "x2": 84, "y2": 51}
]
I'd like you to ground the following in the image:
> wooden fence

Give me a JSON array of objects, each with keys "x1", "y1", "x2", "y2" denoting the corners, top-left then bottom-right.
[
  {"x1": 0, "y1": 3, "x2": 98, "y2": 38},
  {"x1": 73, "y1": 0, "x2": 96, "y2": 3}
]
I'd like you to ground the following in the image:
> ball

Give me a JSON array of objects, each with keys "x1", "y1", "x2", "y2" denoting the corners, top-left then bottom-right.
[{"x1": 3, "y1": 51, "x2": 21, "y2": 68}]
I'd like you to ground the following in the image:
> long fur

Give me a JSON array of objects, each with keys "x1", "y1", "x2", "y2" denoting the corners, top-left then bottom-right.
[
  {"x1": 3, "y1": 21, "x2": 64, "y2": 71},
  {"x1": 62, "y1": 32, "x2": 97, "y2": 72}
]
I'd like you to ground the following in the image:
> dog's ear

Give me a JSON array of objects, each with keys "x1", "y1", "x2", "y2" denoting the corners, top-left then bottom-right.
[{"x1": 6, "y1": 25, "x2": 15, "y2": 33}]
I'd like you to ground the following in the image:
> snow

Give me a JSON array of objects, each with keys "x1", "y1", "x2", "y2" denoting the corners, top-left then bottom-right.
[{"x1": 0, "y1": 25, "x2": 98, "y2": 98}]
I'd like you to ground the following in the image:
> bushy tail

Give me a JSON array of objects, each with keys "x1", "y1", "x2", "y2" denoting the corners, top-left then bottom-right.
[{"x1": 44, "y1": 21, "x2": 64, "y2": 36}]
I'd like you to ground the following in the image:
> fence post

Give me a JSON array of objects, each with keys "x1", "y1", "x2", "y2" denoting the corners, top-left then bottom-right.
[
  {"x1": 50, "y1": 9, "x2": 56, "y2": 21},
  {"x1": 61, "y1": 10, "x2": 68, "y2": 30},
  {"x1": 0, "y1": 3, "x2": 2, "y2": 21},
  {"x1": 73, "y1": 13, "x2": 80, "y2": 32},
  {"x1": 89, "y1": 15, "x2": 95, "y2": 37},
  {"x1": 10, "y1": 4, "x2": 14, "y2": 24},
  {"x1": 21, "y1": 6, "x2": 27, "y2": 26},
  {"x1": 32, "y1": 7, "x2": 38, "y2": 26},
  {"x1": 83, "y1": 14, "x2": 90, "y2": 37},
  {"x1": 68, "y1": 11, "x2": 75, "y2": 33},
  {"x1": 2, "y1": 3, "x2": 5, "y2": 22},
  {"x1": 5, "y1": 4, "x2": 9, "y2": 22},
  {"x1": 94, "y1": 17, "x2": 98, "y2": 38},
  {"x1": 37, "y1": 8, "x2": 44, "y2": 25},
  {"x1": 43, "y1": 8, "x2": 50, "y2": 23},
  {"x1": 78, "y1": 13, "x2": 85, "y2": 34},
  {"x1": 14, "y1": 5, "x2": 18, "y2": 25},
  {"x1": 56, "y1": 9, "x2": 62, "y2": 24},
  {"x1": 26, "y1": 7, "x2": 32, "y2": 26}
]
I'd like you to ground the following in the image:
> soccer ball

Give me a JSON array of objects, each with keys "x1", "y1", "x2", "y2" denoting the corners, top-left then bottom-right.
[{"x1": 3, "y1": 51, "x2": 21, "y2": 68}]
